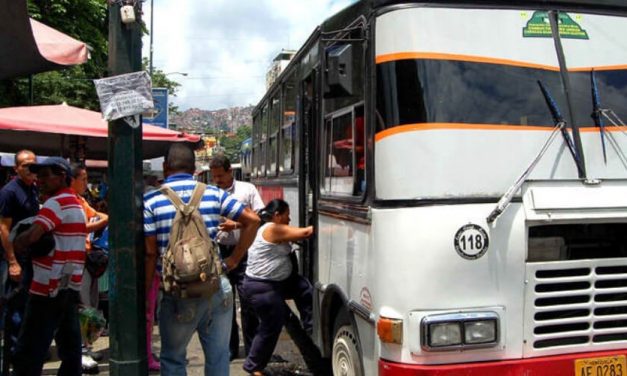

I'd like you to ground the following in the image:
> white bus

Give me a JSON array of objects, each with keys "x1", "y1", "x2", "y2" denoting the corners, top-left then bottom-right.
[{"x1": 250, "y1": 1, "x2": 627, "y2": 375}]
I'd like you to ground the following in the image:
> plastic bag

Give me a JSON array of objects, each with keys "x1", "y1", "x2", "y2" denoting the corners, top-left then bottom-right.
[{"x1": 79, "y1": 307, "x2": 106, "y2": 346}]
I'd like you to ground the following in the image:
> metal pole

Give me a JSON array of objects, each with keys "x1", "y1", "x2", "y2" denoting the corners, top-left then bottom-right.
[
  {"x1": 149, "y1": 0, "x2": 154, "y2": 76},
  {"x1": 107, "y1": 3, "x2": 146, "y2": 375}
]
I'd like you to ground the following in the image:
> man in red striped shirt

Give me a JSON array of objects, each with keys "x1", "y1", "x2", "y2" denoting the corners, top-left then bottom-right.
[{"x1": 12, "y1": 157, "x2": 86, "y2": 376}]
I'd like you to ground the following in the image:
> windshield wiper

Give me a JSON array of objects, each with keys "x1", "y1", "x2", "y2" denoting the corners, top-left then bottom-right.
[
  {"x1": 537, "y1": 80, "x2": 583, "y2": 171},
  {"x1": 591, "y1": 70, "x2": 608, "y2": 164},
  {"x1": 486, "y1": 81, "x2": 574, "y2": 224}
]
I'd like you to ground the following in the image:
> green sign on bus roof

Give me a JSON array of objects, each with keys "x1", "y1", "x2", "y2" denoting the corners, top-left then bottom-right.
[{"x1": 523, "y1": 11, "x2": 589, "y2": 40}]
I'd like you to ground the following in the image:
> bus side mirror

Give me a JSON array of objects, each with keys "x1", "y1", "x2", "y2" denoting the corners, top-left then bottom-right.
[{"x1": 324, "y1": 44, "x2": 353, "y2": 98}]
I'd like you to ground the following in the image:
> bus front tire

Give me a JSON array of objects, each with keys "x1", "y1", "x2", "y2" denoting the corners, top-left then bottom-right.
[{"x1": 332, "y1": 324, "x2": 363, "y2": 376}]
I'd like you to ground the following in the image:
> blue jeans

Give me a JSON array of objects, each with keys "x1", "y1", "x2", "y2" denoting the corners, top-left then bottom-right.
[
  {"x1": 242, "y1": 273, "x2": 313, "y2": 373},
  {"x1": 159, "y1": 275, "x2": 233, "y2": 376}
]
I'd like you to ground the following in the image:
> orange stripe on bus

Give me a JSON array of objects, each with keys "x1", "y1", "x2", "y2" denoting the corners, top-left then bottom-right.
[
  {"x1": 374, "y1": 123, "x2": 620, "y2": 142},
  {"x1": 569, "y1": 65, "x2": 627, "y2": 72},
  {"x1": 375, "y1": 53, "x2": 627, "y2": 73},
  {"x1": 375, "y1": 52, "x2": 560, "y2": 71}
]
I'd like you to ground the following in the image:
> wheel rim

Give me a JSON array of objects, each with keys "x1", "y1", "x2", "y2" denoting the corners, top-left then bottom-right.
[{"x1": 332, "y1": 326, "x2": 361, "y2": 376}]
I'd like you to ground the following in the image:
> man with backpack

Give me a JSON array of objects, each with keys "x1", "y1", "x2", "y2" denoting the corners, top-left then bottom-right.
[{"x1": 143, "y1": 144, "x2": 260, "y2": 375}]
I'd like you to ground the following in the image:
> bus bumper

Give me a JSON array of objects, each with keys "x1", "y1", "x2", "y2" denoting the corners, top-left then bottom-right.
[{"x1": 379, "y1": 350, "x2": 627, "y2": 375}]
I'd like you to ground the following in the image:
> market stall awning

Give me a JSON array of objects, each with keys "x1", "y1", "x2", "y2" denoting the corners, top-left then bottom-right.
[
  {"x1": 0, "y1": 0, "x2": 89, "y2": 79},
  {"x1": 0, "y1": 104, "x2": 202, "y2": 160}
]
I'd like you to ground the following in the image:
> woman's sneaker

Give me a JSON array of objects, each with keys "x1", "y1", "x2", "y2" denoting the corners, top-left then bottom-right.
[
  {"x1": 148, "y1": 359, "x2": 160, "y2": 373},
  {"x1": 82, "y1": 354, "x2": 99, "y2": 374}
]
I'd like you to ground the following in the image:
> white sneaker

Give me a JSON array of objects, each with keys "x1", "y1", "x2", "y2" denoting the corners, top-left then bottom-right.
[{"x1": 82, "y1": 355, "x2": 99, "y2": 374}]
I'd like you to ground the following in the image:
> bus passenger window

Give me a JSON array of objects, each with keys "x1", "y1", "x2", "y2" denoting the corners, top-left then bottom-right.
[
  {"x1": 354, "y1": 115, "x2": 365, "y2": 195},
  {"x1": 331, "y1": 113, "x2": 353, "y2": 177},
  {"x1": 323, "y1": 112, "x2": 355, "y2": 195}
]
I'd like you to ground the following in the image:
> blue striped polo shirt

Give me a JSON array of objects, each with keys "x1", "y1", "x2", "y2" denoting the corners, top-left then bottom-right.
[{"x1": 143, "y1": 173, "x2": 244, "y2": 265}]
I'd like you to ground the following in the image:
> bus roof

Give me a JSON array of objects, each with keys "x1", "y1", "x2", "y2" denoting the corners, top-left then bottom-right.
[
  {"x1": 373, "y1": 0, "x2": 627, "y2": 10},
  {"x1": 254, "y1": 0, "x2": 627, "y2": 115},
  {"x1": 322, "y1": 0, "x2": 627, "y2": 32}
]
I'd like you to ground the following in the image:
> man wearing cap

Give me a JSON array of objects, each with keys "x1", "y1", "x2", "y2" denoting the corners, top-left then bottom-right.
[{"x1": 12, "y1": 157, "x2": 87, "y2": 376}]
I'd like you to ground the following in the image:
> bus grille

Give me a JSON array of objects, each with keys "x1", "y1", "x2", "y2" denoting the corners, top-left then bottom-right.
[{"x1": 524, "y1": 259, "x2": 627, "y2": 356}]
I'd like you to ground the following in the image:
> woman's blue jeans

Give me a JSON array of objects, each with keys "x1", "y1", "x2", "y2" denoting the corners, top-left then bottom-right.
[{"x1": 158, "y1": 275, "x2": 233, "y2": 376}]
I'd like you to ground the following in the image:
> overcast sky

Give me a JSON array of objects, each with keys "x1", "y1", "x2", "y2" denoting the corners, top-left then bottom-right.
[{"x1": 143, "y1": 1, "x2": 356, "y2": 111}]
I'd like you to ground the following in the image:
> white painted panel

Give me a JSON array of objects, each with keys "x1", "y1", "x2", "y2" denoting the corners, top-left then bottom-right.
[
  {"x1": 375, "y1": 128, "x2": 627, "y2": 200},
  {"x1": 562, "y1": 13, "x2": 627, "y2": 69},
  {"x1": 530, "y1": 186, "x2": 627, "y2": 210},
  {"x1": 376, "y1": 8, "x2": 559, "y2": 68},
  {"x1": 369, "y1": 204, "x2": 527, "y2": 364},
  {"x1": 376, "y1": 8, "x2": 627, "y2": 70}
]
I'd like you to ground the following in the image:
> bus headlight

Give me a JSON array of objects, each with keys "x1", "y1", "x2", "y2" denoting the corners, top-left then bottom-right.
[
  {"x1": 429, "y1": 322, "x2": 462, "y2": 347},
  {"x1": 422, "y1": 312, "x2": 499, "y2": 351},
  {"x1": 464, "y1": 320, "x2": 497, "y2": 344}
]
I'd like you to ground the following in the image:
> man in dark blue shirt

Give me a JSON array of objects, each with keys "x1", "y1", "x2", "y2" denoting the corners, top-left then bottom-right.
[
  {"x1": 0, "y1": 150, "x2": 38, "y2": 283},
  {"x1": 0, "y1": 150, "x2": 39, "y2": 368}
]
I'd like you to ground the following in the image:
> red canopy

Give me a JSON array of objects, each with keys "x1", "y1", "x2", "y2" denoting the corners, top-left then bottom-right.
[
  {"x1": 0, "y1": 104, "x2": 201, "y2": 159},
  {"x1": 30, "y1": 19, "x2": 88, "y2": 67},
  {"x1": 0, "y1": 0, "x2": 89, "y2": 79}
]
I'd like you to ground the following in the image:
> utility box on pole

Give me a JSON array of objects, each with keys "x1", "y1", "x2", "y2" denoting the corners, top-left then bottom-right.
[{"x1": 106, "y1": 2, "x2": 146, "y2": 375}]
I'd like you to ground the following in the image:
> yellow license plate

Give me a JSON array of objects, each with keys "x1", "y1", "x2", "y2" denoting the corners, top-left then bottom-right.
[{"x1": 575, "y1": 355, "x2": 627, "y2": 376}]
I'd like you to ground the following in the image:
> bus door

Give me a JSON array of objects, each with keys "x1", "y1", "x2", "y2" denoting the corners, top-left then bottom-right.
[{"x1": 299, "y1": 69, "x2": 320, "y2": 282}]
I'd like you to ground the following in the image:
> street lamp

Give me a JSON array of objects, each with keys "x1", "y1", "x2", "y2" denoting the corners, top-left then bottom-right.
[{"x1": 164, "y1": 72, "x2": 188, "y2": 77}]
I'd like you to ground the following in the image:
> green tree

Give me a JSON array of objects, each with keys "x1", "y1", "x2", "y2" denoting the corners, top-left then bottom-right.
[
  {"x1": 0, "y1": 1, "x2": 183, "y2": 114},
  {"x1": 0, "y1": 0, "x2": 109, "y2": 110},
  {"x1": 218, "y1": 125, "x2": 251, "y2": 162}
]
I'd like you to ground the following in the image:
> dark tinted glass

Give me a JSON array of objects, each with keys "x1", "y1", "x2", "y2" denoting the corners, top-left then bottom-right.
[
  {"x1": 376, "y1": 59, "x2": 569, "y2": 130},
  {"x1": 568, "y1": 70, "x2": 627, "y2": 127}
]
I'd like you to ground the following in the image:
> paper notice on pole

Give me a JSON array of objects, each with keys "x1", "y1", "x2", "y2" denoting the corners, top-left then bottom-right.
[{"x1": 94, "y1": 71, "x2": 154, "y2": 121}]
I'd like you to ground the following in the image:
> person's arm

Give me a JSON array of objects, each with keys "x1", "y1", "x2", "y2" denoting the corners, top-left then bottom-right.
[
  {"x1": 223, "y1": 207, "x2": 260, "y2": 271},
  {"x1": 86, "y1": 211, "x2": 108, "y2": 233},
  {"x1": 13, "y1": 222, "x2": 46, "y2": 254},
  {"x1": 145, "y1": 235, "x2": 158, "y2": 290},
  {"x1": 218, "y1": 218, "x2": 239, "y2": 232},
  {"x1": 265, "y1": 224, "x2": 314, "y2": 244},
  {"x1": 0, "y1": 217, "x2": 21, "y2": 281},
  {"x1": 143, "y1": 194, "x2": 158, "y2": 289}
]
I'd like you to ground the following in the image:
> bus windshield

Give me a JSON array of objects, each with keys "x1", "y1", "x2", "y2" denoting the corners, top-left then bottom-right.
[{"x1": 375, "y1": 8, "x2": 627, "y2": 131}]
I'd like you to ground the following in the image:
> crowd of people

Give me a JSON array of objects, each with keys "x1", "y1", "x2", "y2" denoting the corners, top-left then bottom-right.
[{"x1": 0, "y1": 145, "x2": 315, "y2": 376}]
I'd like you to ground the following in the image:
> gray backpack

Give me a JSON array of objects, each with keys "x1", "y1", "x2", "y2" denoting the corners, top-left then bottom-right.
[{"x1": 160, "y1": 183, "x2": 222, "y2": 299}]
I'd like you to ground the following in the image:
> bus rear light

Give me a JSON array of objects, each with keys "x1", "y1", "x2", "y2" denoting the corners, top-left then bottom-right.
[
  {"x1": 421, "y1": 312, "x2": 499, "y2": 351},
  {"x1": 377, "y1": 317, "x2": 403, "y2": 344}
]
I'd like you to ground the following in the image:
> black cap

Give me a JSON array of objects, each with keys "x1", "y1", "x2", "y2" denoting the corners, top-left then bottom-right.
[{"x1": 28, "y1": 156, "x2": 72, "y2": 177}]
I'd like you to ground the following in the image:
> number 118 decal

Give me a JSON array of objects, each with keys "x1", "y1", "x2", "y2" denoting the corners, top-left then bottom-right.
[{"x1": 454, "y1": 224, "x2": 490, "y2": 260}]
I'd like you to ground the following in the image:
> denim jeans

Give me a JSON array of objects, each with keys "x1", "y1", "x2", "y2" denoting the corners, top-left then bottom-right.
[
  {"x1": 242, "y1": 273, "x2": 313, "y2": 373},
  {"x1": 219, "y1": 244, "x2": 258, "y2": 357},
  {"x1": 159, "y1": 275, "x2": 233, "y2": 376},
  {"x1": 12, "y1": 289, "x2": 82, "y2": 376}
]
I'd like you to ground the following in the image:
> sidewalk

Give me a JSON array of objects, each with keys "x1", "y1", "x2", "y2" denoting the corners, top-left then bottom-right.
[{"x1": 42, "y1": 326, "x2": 310, "y2": 375}]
